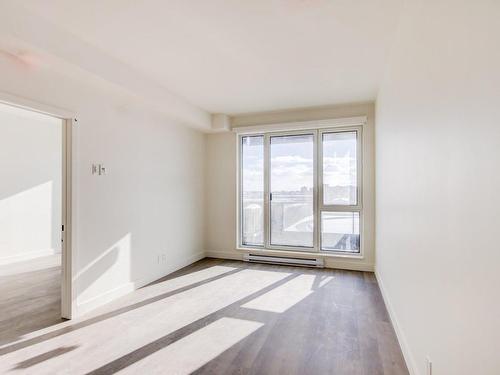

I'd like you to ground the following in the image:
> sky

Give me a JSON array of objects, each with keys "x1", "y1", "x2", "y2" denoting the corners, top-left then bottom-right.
[{"x1": 241, "y1": 132, "x2": 356, "y2": 193}]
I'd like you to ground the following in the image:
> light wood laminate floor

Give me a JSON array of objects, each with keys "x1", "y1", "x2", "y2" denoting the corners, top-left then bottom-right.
[
  {"x1": 0, "y1": 257, "x2": 408, "y2": 374},
  {"x1": 0, "y1": 255, "x2": 63, "y2": 348}
]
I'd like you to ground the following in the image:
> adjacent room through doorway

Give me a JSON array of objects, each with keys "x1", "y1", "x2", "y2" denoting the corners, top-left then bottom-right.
[{"x1": 0, "y1": 102, "x2": 65, "y2": 344}]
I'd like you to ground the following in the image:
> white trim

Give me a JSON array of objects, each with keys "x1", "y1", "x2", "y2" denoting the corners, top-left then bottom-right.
[
  {"x1": 263, "y1": 132, "x2": 270, "y2": 249},
  {"x1": 0, "y1": 95, "x2": 76, "y2": 319},
  {"x1": 61, "y1": 119, "x2": 76, "y2": 319},
  {"x1": 75, "y1": 251, "x2": 205, "y2": 317},
  {"x1": 324, "y1": 259, "x2": 373, "y2": 272},
  {"x1": 0, "y1": 91, "x2": 75, "y2": 119},
  {"x1": 138, "y1": 251, "x2": 206, "y2": 289},
  {"x1": 0, "y1": 249, "x2": 61, "y2": 265},
  {"x1": 206, "y1": 250, "x2": 373, "y2": 272},
  {"x1": 206, "y1": 250, "x2": 243, "y2": 261},
  {"x1": 232, "y1": 116, "x2": 367, "y2": 134},
  {"x1": 235, "y1": 246, "x2": 364, "y2": 260},
  {"x1": 236, "y1": 135, "x2": 243, "y2": 250},
  {"x1": 235, "y1": 246, "x2": 365, "y2": 259},
  {"x1": 76, "y1": 280, "x2": 138, "y2": 317},
  {"x1": 375, "y1": 270, "x2": 418, "y2": 375}
]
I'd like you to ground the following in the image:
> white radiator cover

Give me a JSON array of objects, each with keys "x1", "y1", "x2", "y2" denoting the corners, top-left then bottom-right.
[{"x1": 243, "y1": 253, "x2": 324, "y2": 268}]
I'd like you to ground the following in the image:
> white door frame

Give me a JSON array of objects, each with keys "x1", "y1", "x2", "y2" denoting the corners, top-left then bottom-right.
[
  {"x1": 0, "y1": 92, "x2": 77, "y2": 319},
  {"x1": 61, "y1": 118, "x2": 75, "y2": 319}
]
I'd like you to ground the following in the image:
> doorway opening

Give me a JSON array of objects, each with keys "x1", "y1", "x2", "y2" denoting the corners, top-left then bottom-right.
[{"x1": 0, "y1": 100, "x2": 73, "y2": 344}]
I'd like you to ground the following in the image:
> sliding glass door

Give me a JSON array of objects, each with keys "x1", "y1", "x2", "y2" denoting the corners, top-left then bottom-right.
[{"x1": 269, "y1": 133, "x2": 315, "y2": 248}]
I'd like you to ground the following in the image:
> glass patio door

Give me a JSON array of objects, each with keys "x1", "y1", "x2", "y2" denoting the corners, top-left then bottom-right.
[{"x1": 268, "y1": 133, "x2": 315, "y2": 249}]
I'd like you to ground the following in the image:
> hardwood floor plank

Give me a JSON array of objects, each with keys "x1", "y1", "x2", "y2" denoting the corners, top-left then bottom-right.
[{"x1": 0, "y1": 257, "x2": 408, "y2": 374}]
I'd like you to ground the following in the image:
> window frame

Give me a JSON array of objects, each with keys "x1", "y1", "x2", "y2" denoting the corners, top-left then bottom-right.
[
  {"x1": 318, "y1": 127, "x2": 363, "y2": 254},
  {"x1": 266, "y1": 130, "x2": 318, "y2": 252},
  {"x1": 237, "y1": 125, "x2": 363, "y2": 257},
  {"x1": 239, "y1": 134, "x2": 266, "y2": 247}
]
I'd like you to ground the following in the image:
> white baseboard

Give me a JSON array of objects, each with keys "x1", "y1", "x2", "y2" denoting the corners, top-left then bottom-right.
[
  {"x1": 324, "y1": 258, "x2": 374, "y2": 272},
  {"x1": 375, "y1": 270, "x2": 418, "y2": 375},
  {"x1": 0, "y1": 248, "x2": 61, "y2": 265},
  {"x1": 76, "y1": 251, "x2": 205, "y2": 317},
  {"x1": 76, "y1": 280, "x2": 137, "y2": 317},
  {"x1": 205, "y1": 250, "x2": 243, "y2": 261},
  {"x1": 132, "y1": 251, "x2": 206, "y2": 290},
  {"x1": 206, "y1": 250, "x2": 374, "y2": 272}
]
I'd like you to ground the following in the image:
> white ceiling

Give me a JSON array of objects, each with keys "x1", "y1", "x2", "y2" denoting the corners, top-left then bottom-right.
[{"x1": 10, "y1": 0, "x2": 402, "y2": 115}]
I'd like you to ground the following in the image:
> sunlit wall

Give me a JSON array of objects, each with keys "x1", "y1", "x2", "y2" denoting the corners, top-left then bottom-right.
[{"x1": 0, "y1": 102, "x2": 62, "y2": 264}]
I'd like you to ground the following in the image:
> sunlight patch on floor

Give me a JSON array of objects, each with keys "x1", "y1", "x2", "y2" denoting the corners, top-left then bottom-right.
[
  {"x1": 241, "y1": 274, "x2": 316, "y2": 313},
  {"x1": 0, "y1": 268, "x2": 290, "y2": 374},
  {"x1": 120, "y1": 317, "x2": 263, "y2": 375},
  {"x1": 315, "y1": 275, "x2": 334, "y2": 289},
  {"x1": 144, "y1": 265, "x2": 238, "y2": 295}
]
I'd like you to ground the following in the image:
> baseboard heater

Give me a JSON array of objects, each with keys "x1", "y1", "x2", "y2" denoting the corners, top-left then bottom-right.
[{"x1": 243, "y1": 253, "x2": 324, "y2": 268}]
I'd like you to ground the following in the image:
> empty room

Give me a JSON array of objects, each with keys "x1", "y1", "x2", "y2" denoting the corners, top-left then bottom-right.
[{"x1": 0, "y1": 1, "x2": 498, "y2": 374}]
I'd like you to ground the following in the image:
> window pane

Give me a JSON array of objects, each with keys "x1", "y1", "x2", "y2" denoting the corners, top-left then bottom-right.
[
  {"x1": 321, "y1": 211, "x2": 360, "y2": 252},
  {"x1": 241, "y1": 136, "x2": 264, "y2": 246},
  {"x1": 322, "y1": 131, "x2": 357, "y2": 205},
  {"x1": 270, "y1": 134, "x2": 314, "y2": 248}
]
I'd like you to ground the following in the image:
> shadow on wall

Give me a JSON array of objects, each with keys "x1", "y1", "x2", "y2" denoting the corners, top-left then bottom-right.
[{"x1": 75, "y1": 233, "x2": 132, "y2": 306}]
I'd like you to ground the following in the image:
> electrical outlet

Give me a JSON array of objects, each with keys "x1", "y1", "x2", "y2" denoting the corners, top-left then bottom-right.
[
  {"x1": 157, "y1": 254, "x2": 167, "y2": 264},
  {"x1": 426, "y1": 357, "x2": 432, "y2": 375}
]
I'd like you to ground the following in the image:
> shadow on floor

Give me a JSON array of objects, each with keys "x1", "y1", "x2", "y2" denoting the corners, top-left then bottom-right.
[
  {"x1": 0, "y1": 258, "x2": 241, "y2": 355},
  {"x1": 85, "y1": 260, "x2": 408, "y2": 374},
  {"x1": 13, "y1": 345, "x2": 78, "y2": 369},
  {"x1": 1, "y1": 258, "x2": 409, "y2": 374}
]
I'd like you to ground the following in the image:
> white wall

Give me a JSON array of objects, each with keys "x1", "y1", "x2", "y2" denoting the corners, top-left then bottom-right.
[
  {"x1": 0, "y1": 45, "x2": 206, "y2": 316},
  {"x1": 206, "y1": 102, "x2": 376, "y2": 271},
  {"x1": 376, "y1": 1, "x2": 500, "y2": 374},
  {"x1": 0, "y1": 103, "x2": 61, "y2": 264}
]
